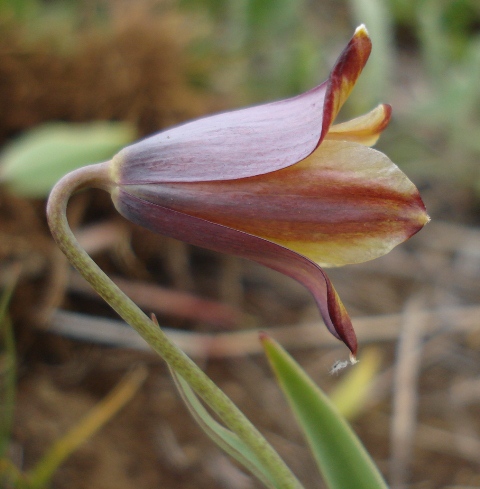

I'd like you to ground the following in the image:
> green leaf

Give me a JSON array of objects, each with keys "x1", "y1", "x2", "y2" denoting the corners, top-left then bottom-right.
[
  {"x1": 261, "y1": 335, "x2": 389, "y2": 489},
  {"x1": 0, "y1": 122, "x2": 136, "y2": 198},
  {"x1": 169, "y1": 367, "x2": 279, "y2": 488}
]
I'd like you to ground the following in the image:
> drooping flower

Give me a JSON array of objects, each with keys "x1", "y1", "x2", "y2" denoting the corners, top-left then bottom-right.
[{"x1": 101, "y1": 25, "x2": 428, "y2": 357}]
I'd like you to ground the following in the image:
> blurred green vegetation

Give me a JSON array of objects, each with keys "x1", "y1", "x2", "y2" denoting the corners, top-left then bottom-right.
[
  {"x1": 178, "y1": 0, "x2": 327, "y2": 103},
  {"x1": 0, "y1": 122, "x2": 136, "y2": 198},
  {"x1": 374, "y1": 0, "x2": 480, "y2": 197},
  {"x1": 1, "y1": 0, "x2": 479, "y2": 199},
  {"x1": 0, "y1": 271, "x2": 17, "y2": 463}
]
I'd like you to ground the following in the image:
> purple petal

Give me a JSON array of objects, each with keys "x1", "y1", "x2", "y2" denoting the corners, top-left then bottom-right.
[
  {"x1": 112, "y1": 27, "x2": 372, "y2": 186},
  {"x1": 114, "y1": 81, "x2": 328, "y2": 183},
  {"x1": 113, "y1": 190, "x2": 358, "y2": 354}
]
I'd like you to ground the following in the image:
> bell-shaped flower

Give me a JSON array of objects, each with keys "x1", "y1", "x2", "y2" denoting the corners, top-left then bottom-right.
[{"x1": 102, "y1": 25, "x2": 428, "y2": 357}]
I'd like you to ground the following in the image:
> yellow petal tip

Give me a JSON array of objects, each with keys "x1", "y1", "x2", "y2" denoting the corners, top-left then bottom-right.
[{"x1": 355, "y1": 24, "x2": 369, "y2": 38}]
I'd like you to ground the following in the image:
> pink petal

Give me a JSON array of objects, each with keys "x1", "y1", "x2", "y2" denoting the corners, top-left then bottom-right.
[
  {"x1": 113, "y1": 189, "x2": 358, "y2": 355},
  {"x1": 113, "y1": 85, "x2": 328, "y2": 183},
  {"x1": 112, "y1": 27, "x2": 371, "y2": 184}
]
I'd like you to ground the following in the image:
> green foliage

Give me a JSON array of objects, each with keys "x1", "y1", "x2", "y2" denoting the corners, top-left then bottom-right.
[
  {"x1": 348, "y1": 0, "x2": 394, "y2": 112},
  {"x1": 0, "y1": 122, "x2": 136, "y2": 198},
  {"x1": 0, "y1": 0, "x2": 39, "y2": 20},
  {"x1": 170, "y1": 368, "x2": 280, "y2": 488},
  {"x1": 168, "y1": 338, "x2": 387, "y2": 489},
  {"x1": 179, "y1": 0, "x2": 325, "y2": 102},
  {"x1": 374, "y1": 0, "x2": 480, "y2": 190},
  {"x1": 262, "y1": 336, "x2": 388, "y2": 489}
]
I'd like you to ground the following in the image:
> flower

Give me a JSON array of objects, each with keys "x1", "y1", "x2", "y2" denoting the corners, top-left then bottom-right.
[{"x1": 105, "y1": 25, "x2": 428, "y2": 357}]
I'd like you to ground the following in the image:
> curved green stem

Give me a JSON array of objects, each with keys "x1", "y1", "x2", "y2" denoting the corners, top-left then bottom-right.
[{"x1": 46, "y1": 163, "x2": 302, "y2": 489}]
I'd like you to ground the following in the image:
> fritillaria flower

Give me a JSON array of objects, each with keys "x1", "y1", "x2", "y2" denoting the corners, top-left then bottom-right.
[{"x1": 102, "y1": 26, "x2": 428, "y2": 357}]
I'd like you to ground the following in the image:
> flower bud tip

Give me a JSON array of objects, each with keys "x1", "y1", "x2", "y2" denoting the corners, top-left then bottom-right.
[{"x1": 355, "y1": 24, "x2": 369, "y2": 37}]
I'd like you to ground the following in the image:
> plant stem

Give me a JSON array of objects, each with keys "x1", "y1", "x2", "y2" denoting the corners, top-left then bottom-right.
[{"x1": 46, "y1": 163, "x2": 302, "y2": 489}]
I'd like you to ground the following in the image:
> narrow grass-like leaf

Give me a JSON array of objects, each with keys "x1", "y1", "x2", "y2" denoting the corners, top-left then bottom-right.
[
  {"x1": 169, "y1": 367, "x2": 280, "y2": 488},
  {"x1": 416, "y1": 0, "x2": 449, "y2": 83},
  {"x1": 261, "y1": 335, "x2": 388, "y2": 489},
  {"x1": 0, "y1": 269, "x2": 20, "y2": 458},
  {"x1": 349, "y1": 0, "x2": 394, "y2": 111},
  {"x1": 26, "y1": 365, "x2": 147, "y2": 489},
  {"x1": 0, "y1": 317, "x2": 15, "y2": 460}
]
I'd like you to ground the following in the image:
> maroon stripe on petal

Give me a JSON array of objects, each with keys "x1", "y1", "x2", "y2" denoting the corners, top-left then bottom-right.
[
  {"x1": 114, "y1": 28, "x2": 372, "y2": 186},
  {"x1": 122, "y1": 141, "x2": 428, "y2": 266},
  {"x1": 321, "y1": 26, "x2": 372, "y2": 138},
  {"x1": 114, "y1": 190, "x2": 357, "y2": 355}
]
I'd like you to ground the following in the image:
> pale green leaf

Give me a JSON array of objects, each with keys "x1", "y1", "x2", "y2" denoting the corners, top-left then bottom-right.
[
  {"x1": 0, "y1": 122, "x2": 136, "y2": 197},
  {"x1": 262, "y1": 335, "x2": 388, "y2": 489},
  {"x1": 169, "y1": 367, "x2": 278, "y2": 488}
]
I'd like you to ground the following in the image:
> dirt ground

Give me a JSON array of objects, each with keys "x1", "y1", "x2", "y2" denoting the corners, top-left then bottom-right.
[{"x1": 1, "y1": 4, "x2": 480, "y2": 489}]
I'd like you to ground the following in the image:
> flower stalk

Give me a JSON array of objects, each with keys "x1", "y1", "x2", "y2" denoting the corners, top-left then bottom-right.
[
  {"x1": 46, "y1": 25, "x2": 428, "y2": 488},
  {"x1": 46, "y1": 163, "x2": 303, "y2": 489}
]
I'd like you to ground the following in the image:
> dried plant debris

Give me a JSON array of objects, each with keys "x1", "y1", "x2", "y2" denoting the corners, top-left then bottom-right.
[{"x1": 0, "y1": 3, "x2": 212, "y2": 143}]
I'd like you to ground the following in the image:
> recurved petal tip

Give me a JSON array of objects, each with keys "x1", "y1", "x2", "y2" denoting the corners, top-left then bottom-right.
[
  {"x1": 112, "y1": 27, "x2": 375, "y2": 186},
  {"x1": 354, "y1": 24, "x2": 369, "y2": 37},
  {"x1": 321, "y1": 26, "x2": 372, "y2": 138},
  {"x1": 323, "y1": 271, "x2": 358, "y2": 355},
  {"x1": 326, "y1": 104, "x2": 392, "y2": 146}
]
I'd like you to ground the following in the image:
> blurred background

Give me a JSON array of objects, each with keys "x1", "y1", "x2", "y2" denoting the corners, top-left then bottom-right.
[{"x1": 1, "y1": 0, "x2": 480, "y2": 488}]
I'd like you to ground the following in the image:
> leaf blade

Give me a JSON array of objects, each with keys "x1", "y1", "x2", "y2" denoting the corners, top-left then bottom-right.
[
  {"x1": 0, "y1": 122, "x2": 136, "y2": 197},
  {"x1": 169, "y1": 367, "x2": 279, "y2": 488},
  {"x1": 261, "y1": 335, "x2": 388, "y2": 489}
]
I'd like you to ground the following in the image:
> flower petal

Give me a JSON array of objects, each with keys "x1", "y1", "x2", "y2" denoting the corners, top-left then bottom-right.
[
  {"x1": 112, "y1": 189, "x2": 358, "y2": 355},
  {"x1": 320, "y1": 25, "x2": 372, "y2": 139},
  {"x1": 111, "y1": 27, "x2": 371, "y2": 185},
  {"x1": 124, "y1": 140, "x2": 428, "y2": 268},
  {"x1": 112, "y1": 85, "x2": 329, "y2": 184},
  {"x1": 326, "y1": 104, "x2": 392, "y2": 146}
]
